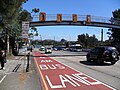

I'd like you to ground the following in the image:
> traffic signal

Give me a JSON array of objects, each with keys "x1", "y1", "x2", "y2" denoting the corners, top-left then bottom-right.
[
  {"x1": 57, "y1": 14, "x2": 62, "y2": 22},
  {"x1": 86, "y1": 15, "x2": 91, "y2": 24},
  {"x1": 72, "y1": 14, "x2": 77, "y2": 23},
  {"x1": 39, "y1": 12, "x2": 46, "y2": 21}
]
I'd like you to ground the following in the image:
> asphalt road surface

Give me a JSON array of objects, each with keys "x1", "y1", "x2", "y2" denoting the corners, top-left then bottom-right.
[
  {"x1": 0, "y1": 50, "x2": 120, "y2": 90},
  {"x1": 34, "y1": 50, "x2": 120, "y2": 90},
  {"x1": 52, "y1": 56, "x2": 120, "y2": 90}
]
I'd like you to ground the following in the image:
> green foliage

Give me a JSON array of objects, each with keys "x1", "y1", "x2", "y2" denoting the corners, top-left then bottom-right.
[
  {"x1": 32, "y1": 8, "x2": 40, "y2": 13},
  {"x1": 19, "y1": 10, "x2": 33, "y2": 22},
  {"x1": 29, "y1": 8, "x2": 40, "y2": 37},
  {"x1": 0, "y1": 0, "x2": 31, "y2": 53},
  {"x1": 112, "y1": 9, "x2": 120, "y2": 19},
  {"x1": 78, "y1": 34, "x2": 86, "y2": 45},
  {"x1": 61, "y1": 39, "x2": 67, "y2": 43},
  {"x1": 109, "y1": 9, "x2": 120, "y2": 45},
  {"x1": 77, "y1": 33, "x2": 98, "y2": 48},
  {"x1": 0, "y1": 0, "x2": 29, "y2": 37},
  {"x1": 29, "y1": 26, "x2": 38, "y2": 38}
]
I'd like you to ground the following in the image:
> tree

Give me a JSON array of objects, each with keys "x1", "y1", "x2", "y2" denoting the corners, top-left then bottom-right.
[
  {"x1": 0, "y1": 0, "x2": 29, "y2": 54},
  {"x1": 109, "y1": 9, "x2": 120, "y2": 46},
  {"x1": 77, "y1": 34, "x2": 86, "y2": 46},
  {"x1": 87, "y1": 35, "x2": 98, "y2": 47},
  {"x1": 19, "y1": 10, "x2": 33, "y2": 22},
  {"x1": 28, "y1": 8, "x2": 40, "y2": 38},
  {"x1": 61, "y1": 39, "x2": 67, "y2": 43},
  {"x1": 77, "y1": 33, "x2": 98, "y2": 48},
  {"x1": 31, "y1": 8, "x2": 40, "y2": 14}
]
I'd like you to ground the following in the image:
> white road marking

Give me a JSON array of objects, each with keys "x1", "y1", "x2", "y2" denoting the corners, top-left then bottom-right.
[
  {"x1": 0, "y1": 75, "x2": 7, "y2": 84},
  {"x1": 53, "y1": 58, "x2": 116, "y2": 90}
]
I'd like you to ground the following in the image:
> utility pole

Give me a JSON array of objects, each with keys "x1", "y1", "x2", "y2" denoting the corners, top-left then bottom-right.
[{"x1": 101, "y1": 29, "x2": 103, "y2": 45}]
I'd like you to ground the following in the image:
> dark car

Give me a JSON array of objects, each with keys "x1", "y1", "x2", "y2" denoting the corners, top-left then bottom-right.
[{"x1": 86, "y1": 46, "x2": 119, "y2": 65}]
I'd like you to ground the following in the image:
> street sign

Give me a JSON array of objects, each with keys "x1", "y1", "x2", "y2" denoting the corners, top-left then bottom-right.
[
  {"x1": 57, "y1": 14, "x2": 62, "y2": 22},
  {"x1": 72, "y1": 14, "x2": 77, "y2": 23},
  {"x1": 86, "y1": 15, "x2": 91, "y2": 24},
  {"x1": 22, "y1": 21, "x2": 29, "y2": 31},
  {"x1": 39, "y1": 12, "x2": 46, "y2": 21},
  {"x1": 21, "y1": 21, "x2": 29, "y2": 40},
  {"x1": 21, "y1": 34, "x2": 29, "y2": 38}
]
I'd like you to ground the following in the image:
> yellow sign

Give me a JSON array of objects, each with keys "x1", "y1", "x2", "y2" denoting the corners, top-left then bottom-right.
[
  {"x1": 39, "y1": 12, "x2": 46, "y2": 21},
  {"x1": 72, "y1": 14, "x2": 77, "y2": 23},
  {"x1": 86, "y1": 15, "x2": 91, "y2": 24},
  {"x1": 57, "y1": 14, "x2": 62, "y2": 22}
]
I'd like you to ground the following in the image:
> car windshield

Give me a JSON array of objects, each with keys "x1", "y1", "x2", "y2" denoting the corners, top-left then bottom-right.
[{"x1": 46, "y1": 48, "x2": 51, "y2": 50}]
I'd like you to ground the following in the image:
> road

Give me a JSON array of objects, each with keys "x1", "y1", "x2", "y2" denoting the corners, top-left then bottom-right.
[
  {"x1": 52, "y1": 55, "x2": 120, "y2": 90},
  {"x1": 33, "y1": 50, "x2": 120, "y2": 90},
  {"x1": 0, "y1": 50, "x2": 120, "y2": 90},
  {"x1": 40, "y1": 50, "x2": 87, "y2": 56}
]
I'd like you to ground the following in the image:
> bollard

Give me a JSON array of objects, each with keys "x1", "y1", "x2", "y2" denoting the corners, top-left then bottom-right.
[
  {"x1": 26, "y1": 52, "x2": 30, "y2": 72},
  {"x1": 30, "y1": 47, "x2": 32, "y2": 52}
]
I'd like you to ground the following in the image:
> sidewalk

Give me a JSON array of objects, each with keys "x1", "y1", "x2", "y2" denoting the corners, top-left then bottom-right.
[
  {"x1": 0, "y1": 50, "x2": 42, "y2": 90},
  {"x1": 0, "y1": 51, "x2": 29, "y2": 75},
  {"x1": 0, "y1": 55, "x2": 27, "y2": 75}
]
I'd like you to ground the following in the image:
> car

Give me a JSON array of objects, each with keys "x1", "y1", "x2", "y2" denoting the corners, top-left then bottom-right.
[
  {"x1": 52, "y1": 47, "x2": 58, "y2": 51},
  {"x1": 45, "y1": 47, "x2": 52, "y2": 54},
  {"x1": 86, "y1": 46, "x2": 119, "y2": 65},
  {"x1": 40, "y1": 46, "x2": 45, "y2": 51}
]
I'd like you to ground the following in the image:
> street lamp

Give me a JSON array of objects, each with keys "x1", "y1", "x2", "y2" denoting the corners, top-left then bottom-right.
[{"x1": 101, "y1": 29, "x2": 103, "y2": 42}]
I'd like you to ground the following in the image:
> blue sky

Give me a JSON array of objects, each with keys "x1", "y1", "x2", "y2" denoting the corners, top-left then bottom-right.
[{"x1": 23, "y1": 0, "x2": 120, "y2": 41}]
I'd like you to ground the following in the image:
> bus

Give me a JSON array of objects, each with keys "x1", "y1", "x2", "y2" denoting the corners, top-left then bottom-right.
[{"x1": 69, "y1": 44, "x2": 82, "y2": 52}]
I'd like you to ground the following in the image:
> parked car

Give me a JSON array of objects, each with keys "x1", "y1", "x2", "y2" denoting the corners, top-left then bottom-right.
[
  {"x1": 45, "y1": 47, "x2": 52, "y2": 54},
  {"x1": 86, "y1": 46, "x2": 119, "y2": 65}
]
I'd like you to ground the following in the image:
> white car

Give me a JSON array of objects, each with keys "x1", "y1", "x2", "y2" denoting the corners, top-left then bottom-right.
[{"x1": 45, "y1": 47, "x2": 52, "y2": 53}]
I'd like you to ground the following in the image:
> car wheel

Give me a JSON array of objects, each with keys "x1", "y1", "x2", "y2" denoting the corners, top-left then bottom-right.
[
  {"x1": 111, "y1": 52, "x2": 117, "y2": 65},
  {"x1": 97, "y1": 58, "x2": 103, "y2": 64},
  {"x1": 112, "y1": 52, "x2": 117, "y2": 59}
]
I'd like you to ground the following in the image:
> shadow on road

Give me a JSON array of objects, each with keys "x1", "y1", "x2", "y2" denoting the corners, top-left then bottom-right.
[{"x1": 80, "y1": 61, "x2": 112, "y2": 66}]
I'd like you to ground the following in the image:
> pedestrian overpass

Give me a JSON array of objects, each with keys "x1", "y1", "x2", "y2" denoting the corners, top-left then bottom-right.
[{"x1": 30, "y1": 13, "x2": 120, "y2": 29}]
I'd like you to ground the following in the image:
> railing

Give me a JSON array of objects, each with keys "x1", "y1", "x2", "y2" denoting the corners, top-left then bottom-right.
[{"x1": 32, "y1": 14, "x2": 120, "y2": 25}]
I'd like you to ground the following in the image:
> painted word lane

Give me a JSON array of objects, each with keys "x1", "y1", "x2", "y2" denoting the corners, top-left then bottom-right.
[{"x1": 33, "y1": 51, "x2": 115, "y2": 90}]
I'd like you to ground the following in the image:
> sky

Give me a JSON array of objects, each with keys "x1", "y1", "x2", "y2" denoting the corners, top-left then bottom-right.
[{"x1": 23, "y1": 0, "x2": 120, "y2": 41}]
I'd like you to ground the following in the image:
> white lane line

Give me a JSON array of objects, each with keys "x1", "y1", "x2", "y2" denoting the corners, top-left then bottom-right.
[{"x1": 0, "y1": 75, "x2": 7, "y2": 84}]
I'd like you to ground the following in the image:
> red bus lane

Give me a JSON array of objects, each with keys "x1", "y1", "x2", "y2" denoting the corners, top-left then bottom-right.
[{"x1": 33, "y1": 51, "x2": 115, "y2": 90}]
